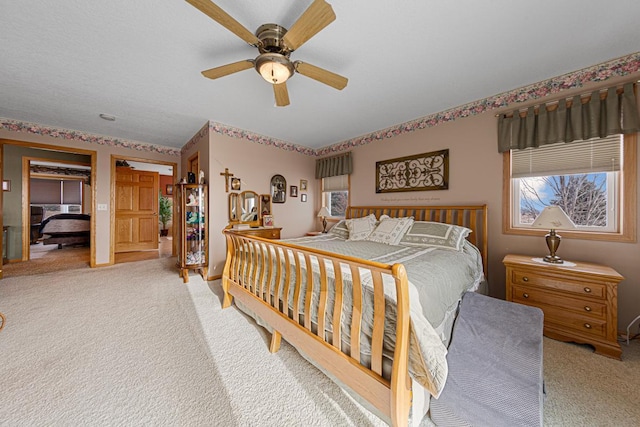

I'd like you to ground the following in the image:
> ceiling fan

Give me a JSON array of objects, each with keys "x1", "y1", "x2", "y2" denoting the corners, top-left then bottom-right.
[{"x1": 186, "y1": 0, "x2": 348, "y2": 106}]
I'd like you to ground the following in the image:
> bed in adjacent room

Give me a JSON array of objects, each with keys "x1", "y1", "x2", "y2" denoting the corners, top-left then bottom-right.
[
  {"x1": 39, "y1": 213, "x2": 91, "y2": 249},
  {"x1": 221, "y1": 205, "x2": 487, "y2": 426}
]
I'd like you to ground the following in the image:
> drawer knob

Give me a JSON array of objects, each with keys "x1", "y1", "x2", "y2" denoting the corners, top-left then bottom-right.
[
  {"x1": 584, "y1": 323, "x2": 592, "y2": 329},
  {"x1": 584, "y1": 306, "x2": 592, "y2": 312},
  {"x1": 522, "y1": 276, "x2": 529, "y2": 282},
  {"x1": 522, "y1": 293, "x2": 529, "y2": 298},
  {"x1": 583, "y1": 287, "x2": 592, "y2": 293}
]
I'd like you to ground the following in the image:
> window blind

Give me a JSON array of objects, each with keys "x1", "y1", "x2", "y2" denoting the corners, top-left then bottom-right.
[
  {"x1": 62, "y1": 180, "x2": 82, "y2": 204},
  {"x1": 322, "y1": 174, "x2": 349, "y2": 191},
  {"x1": 511, "y1": 135, "x2": 621, "y2": 178},
  {"x1": 31, "y1": 179, "x2": 62, "y2": 204}
]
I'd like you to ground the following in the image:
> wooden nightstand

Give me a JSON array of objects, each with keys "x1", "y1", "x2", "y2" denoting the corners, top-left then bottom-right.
[
  {"x1": 306, "y1": 231, "x2": 324, "y2": 236},
  {"x1": 503, "y1": 254, "x2": 624, "y2": 359}
]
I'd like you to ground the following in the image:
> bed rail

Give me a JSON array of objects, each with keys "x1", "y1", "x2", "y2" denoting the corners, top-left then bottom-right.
[{"x1": 221, "y1": 231, "x2": 412, "y2": 426}]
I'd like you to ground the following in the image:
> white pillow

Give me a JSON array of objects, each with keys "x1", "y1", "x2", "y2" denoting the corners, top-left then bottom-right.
[
  {"x1": 328, "y1": 220, "x2": 349, "y2": 239},
  {"x1": 366, "y1": 217, "x2": 414, "y2": 245},
  {"x1": 400, "y1": 221, "x2": 472, "y2": 251},
  {"x1": 346, "y1": 214, "x2": 376, "y2": 241}
]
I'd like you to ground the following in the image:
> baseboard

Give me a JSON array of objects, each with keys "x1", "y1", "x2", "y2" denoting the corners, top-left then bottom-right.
[
  {"x1": 94, "y1": 262, "x2": 114, "y2": 268},
  {"x1": 208, "y1": 274, "x2": 222, "y2": 281}
]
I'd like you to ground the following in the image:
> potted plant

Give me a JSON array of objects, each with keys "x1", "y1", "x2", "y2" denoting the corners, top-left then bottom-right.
[{"x1": 159, "y1": 194, "x2": 172, "y2": 237}]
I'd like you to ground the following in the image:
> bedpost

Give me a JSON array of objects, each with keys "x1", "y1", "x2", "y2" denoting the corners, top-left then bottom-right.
[
  {"x1": 390, "y1": 263, "x2": 412, "y2": 427},
  {"x1": 221, "y1": 231, "x2": 234, "y2": 309},
  {"x1": 269, "y1": 330, "x2": 282, "y2": 353}
]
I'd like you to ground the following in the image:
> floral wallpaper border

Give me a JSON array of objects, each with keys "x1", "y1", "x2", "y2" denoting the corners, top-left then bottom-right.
[
  {"x1": 2, "y1": 52, "x2": 639, "y2": 158},
  {"x1": 315, "y1": 51, "x2": 640, "y2": 156},
  {"x1": 207, "y1": 121, "x2": 316, "y2": 156},
  {"x1": 181, "y1": 121, "x2": 210, "y2": 154},
  {"x1": 0, "y1": 118, "x2": 181, "y2": 156}
]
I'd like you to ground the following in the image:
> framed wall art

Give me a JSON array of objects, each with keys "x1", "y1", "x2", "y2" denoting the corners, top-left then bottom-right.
[
  {"x1": 271, "y1": 174, "x2": 286, "y2": 203},
  {"x1": 290, "y1": 185, "x2": 298, "y2": 197},
  {"x1": 300, "y1": 179, "x2": 308, "y2": 191},
  {"x1": 301, "y1": 194, "x2": 307, "y2": 202},
  {"x1": 375, "y1": 149, "x2": 449, "y2": 193},
  {"x1": 231, "y1": 177, "x2": 241, "y2": 191}
]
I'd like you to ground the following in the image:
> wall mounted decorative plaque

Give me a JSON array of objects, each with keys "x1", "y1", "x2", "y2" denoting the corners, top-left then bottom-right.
[{"x1": 375, "y1": 149, "x2": 448, "y2": 193}]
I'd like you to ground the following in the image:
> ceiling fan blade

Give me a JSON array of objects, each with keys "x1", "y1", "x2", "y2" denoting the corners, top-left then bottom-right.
[
  {"x1": 186, "y1": 0, "x2": 261, "y2": 46},
  {"x1": 273, "y1": 82, "x2": 290, "y2": 107},
  {"x1": 201, "y1": 60, "x2": 254, "y2": 79},
  {"x1": 295, "y1": 61, "x2": 347, "y2": 90},
  {"x1": 282, "y1": 0, "x2": 336, "y2": 51}
]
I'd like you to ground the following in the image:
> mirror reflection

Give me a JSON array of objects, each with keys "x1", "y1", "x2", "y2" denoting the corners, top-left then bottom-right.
[
  {"x1": 240, "y1": 191, "x2": 259, "y2": 222},
  {"x1": 228, "y1": 193, "x2": 239, "y2": 221}
]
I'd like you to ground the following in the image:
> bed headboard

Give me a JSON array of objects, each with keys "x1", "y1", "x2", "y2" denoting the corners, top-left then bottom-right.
[{"x1": 346, "y1": 205, "x2": 488, "y2": 278}]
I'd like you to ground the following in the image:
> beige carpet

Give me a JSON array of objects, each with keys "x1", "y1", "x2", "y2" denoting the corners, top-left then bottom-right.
[
  {"x1": 2, "y1": 244, "x2": 90, "y2": 277},
  {"x1": 0, "y1": 258, "x2": 638, "y2": 426}
]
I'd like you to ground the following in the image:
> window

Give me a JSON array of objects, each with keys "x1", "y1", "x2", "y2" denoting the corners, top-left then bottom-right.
[
  {"x1": 322, "y1": 174, "x2": 350, "y2": 217},
  {"x1": 503, "y1": 134, "x2": 636, "y2": 242}
]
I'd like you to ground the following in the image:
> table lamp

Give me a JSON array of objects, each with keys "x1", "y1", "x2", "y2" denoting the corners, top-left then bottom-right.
[
  {"x1": 531, "y1": 205, "x2": 576, "y2": 264},
  {"x1": 317, "y1": 206, "x2": 331, "y2": 233}
]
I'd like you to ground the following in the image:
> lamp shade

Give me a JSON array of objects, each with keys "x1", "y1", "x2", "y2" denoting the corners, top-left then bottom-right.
[
  {"x1": 317, "y1": 206, "x2": 331, "y2": 218},
  {"x1": 532, "y1": 206, "x2": 576, "y2": 230}
]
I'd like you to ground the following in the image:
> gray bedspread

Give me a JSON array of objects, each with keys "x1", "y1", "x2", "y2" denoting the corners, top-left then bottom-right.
[{"x1": 272, "y1": 234, "x2": 484, "y2": 397}]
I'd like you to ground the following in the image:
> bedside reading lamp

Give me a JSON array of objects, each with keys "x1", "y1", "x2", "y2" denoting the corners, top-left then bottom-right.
[
  {"x1": 317, "y1": 206, "x2": 331, "y2": 233},
  {"x1": 532, "y1": 206, "x2": 576, "y2": 264}
]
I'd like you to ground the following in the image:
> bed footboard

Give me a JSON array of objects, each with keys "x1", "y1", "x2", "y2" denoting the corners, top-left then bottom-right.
[{"x1": 221, "y1": 231, "x2": 412, "y2": 427}]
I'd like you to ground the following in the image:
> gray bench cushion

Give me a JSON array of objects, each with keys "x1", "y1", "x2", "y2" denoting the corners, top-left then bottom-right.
[{"x1": 430, "y1": 292, "x2": 544, "y2": 427}]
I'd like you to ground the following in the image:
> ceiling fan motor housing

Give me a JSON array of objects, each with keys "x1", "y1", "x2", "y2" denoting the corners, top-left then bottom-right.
[{"x1": 256, "y1": 23, "x2": 291, "y2": 55}]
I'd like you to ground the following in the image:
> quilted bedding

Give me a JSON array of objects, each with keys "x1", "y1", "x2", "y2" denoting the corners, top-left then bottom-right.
[{"x1": 246, "y1": 233, "x2": 484, "y2": 397}]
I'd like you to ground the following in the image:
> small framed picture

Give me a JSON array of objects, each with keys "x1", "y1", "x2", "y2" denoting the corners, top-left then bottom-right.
[
  {"x1": 2, "y1": 180, "x2": 10, "y2": 192},
  {"x1": 231, "y1": 177, "x2": 241, "y2": 191},
  {"x1": 290, "y1": 185, "x2": 298, "y2": 197},
  {"x1": 300, "y1": 179, "x2": 308, "y2": 192},
  {"x1": 263, "y1": 214, "x2": 274, "y2": 228},
  {"x1": 166, "y1": 184, "x2": 173, "y2": 195},
  {"x1": 301, "y1": 194, "x2": 307, "y2": 202}
]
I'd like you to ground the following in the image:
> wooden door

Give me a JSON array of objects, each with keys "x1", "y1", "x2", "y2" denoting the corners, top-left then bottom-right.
[{"x1": 115, "y1": 167, "x2": 159, "y2": 253}]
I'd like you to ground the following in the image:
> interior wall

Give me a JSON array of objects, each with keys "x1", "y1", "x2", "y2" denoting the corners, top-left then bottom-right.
[
  {"x1": 159, "y1": 175, "x2": 173, "y2": 197},
  {"x1": 0, "y1": 131, "x2": 180, "y2": 265},
  {"x1": 349, "y1": 89, "x2": 640, "y2": 332},
  {"x1": 206, "y1": 130, "x2": 316, "y2": 277}
]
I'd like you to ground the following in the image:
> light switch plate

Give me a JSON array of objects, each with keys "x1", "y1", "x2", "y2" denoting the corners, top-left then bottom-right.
[{"x1": 97, "y1": 204, "x2": 108, "y2": 211}]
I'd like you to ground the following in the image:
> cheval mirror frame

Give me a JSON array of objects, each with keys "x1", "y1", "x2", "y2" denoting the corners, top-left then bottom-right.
[{"x1": 228, "y1": 191, "x2": 261, "y2": 227}]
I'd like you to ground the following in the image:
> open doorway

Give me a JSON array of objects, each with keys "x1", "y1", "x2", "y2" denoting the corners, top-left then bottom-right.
[
  {"x1": 1, "y1": 140, "x2": 96, "y2": 279},
  {"x1": 111, "y1": 156, "x2": 178, "y2": 265}
]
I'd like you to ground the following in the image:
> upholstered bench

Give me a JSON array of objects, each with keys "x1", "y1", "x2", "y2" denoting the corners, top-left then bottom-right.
[{"x1": 430, "y1": 292, "x2": 544, "y2": 427}]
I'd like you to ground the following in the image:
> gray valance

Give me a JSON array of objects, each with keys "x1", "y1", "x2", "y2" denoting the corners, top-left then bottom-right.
[
  {"x1": 498, "y1": 82, "x2": 639, "y2": 153},
  {"x1": 315, "y1": 152, "x2": 353, "y2": 179}
]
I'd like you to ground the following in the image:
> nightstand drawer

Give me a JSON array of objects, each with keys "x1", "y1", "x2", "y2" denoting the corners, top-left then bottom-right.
[
  {"x1": 543, "y1": 308, "x2": 607, "y2": 339},
  {"x1": 511, "y1": 285, "x2": 606, "y2": 319},
  {"x1": 511, "y1": 270, "x2": 605, "y2": 299},
  {"x1": 264, "y1": 229, "x2": 280, "y2": 239}
]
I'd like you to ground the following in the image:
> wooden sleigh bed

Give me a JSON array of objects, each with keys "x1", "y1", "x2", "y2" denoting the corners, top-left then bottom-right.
[{"x1": 221, "y1": 205, "x2": 488, "y2": 426}]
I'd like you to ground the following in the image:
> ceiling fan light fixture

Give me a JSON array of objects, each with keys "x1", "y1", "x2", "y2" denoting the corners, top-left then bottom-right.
[{"x1": 255, "y1": 53, "x2": 294, "y2": 84}]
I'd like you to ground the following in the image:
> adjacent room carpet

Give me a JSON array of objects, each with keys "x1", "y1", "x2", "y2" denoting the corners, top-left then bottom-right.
[{"x1": 0, "y1": 257, "x2": 638, "y2": 426}]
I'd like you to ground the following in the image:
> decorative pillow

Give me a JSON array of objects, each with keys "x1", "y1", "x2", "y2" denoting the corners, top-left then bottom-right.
[
  {"x1": 346, "y1": 214, "x2": 377, "y2": 241},
  {"x1": 328, "y1": 220, "x2": 349, "y2": 239},
  {"x1": 366, "y1": 217, "x2": 414, "y2": 245},
  {"x1": 400, "y1": 221, "x2": 472, "y2": 251}
]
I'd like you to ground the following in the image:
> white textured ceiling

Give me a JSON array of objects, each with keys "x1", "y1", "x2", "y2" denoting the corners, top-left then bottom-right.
[{"x1": 2, "y1": 0, "x2": 640, "y2": 151}]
